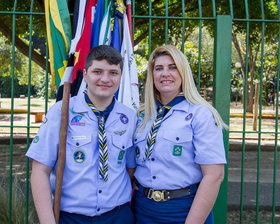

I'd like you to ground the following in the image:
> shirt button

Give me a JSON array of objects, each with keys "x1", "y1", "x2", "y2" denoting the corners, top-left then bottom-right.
[
  {"x1": 122, "y1": 146, "x2": 125, "y2": 149},
  {"x1": 176, "y1": 137, "x2": 179, "y2": 141},
  {"x1": 152, "y1": 176, "x2": 156, "y2": 179},
  {"x1": 76, "y1": 142, "x2": 79, "y2": 146},
  {"x1": 151, "y1": 158, "x2": 155, "y2": 161},
  {"x1": 99, "y1": 190, "x2": 102, "y2": 193},
  {"x1": 97, "y1": 208, "x2": 100, "y2": 212},
  {"x1": 134, "y1": 138, "x2": 137, "y2": 142}
]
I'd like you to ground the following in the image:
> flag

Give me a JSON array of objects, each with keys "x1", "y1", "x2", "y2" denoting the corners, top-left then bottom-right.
[
  {"x1": 90, "y1": 0, "x2": 104, "y2": 48},
  {"x1": 118, "y1": 12, "x2": 139, "y2": 111},
  {"x1": 126, "y1": 0, "x2": 133, "y2": 43},
  {"x1": 111, "y1": 0, "x2": 125, "y2": 52},
  {"x1": 71, "y1": 0, "x2": 97, "y2": 97},
  {"x1": 56, "y1": 0, "x2": 87, "y2": 101},
  {"x1": 45, "y1": 0, "x2": 72, "y2": 90},
  {"x1": 99, "y1": 1, "x2": 112, "y2": 45}
]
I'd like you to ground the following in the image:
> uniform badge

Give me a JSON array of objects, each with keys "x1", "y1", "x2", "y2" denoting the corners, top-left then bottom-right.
[
  {"x1": 71, "y1": 136, "x2": 86, "y2": 140},
  {"x1": 33, "y1": 136, "x2": 39, "y2": 143},
  {"x1": 117, "y1": 150, "x2": 125, "y2": 164},
  {"x1": 173, "y1": 145, "x2": 182, "y2": 156},
  {"x1": 71, "y1": 115, "x2": 85, "y2": 126},
  {"x1": 120, "y1": 114, "x2": 129, "y2": 124},
  {"x1": 73, "y1": 149, "x2": 86, "y2": 164},
  {"x1": 135, "y1": 145, "x2": 140, "y2": 159},
  {"x1": 114, "y1": 130, "x2": 126, "y2": 136},
  {"x1": 42, "y1": 117, "x2": 48, "y2": 124},
  {"x1": 185, "y1": 113, "x2": 193, "y2": 121}
]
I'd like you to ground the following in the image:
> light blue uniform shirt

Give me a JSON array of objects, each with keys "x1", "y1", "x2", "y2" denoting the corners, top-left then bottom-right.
[
  {"x1": 26, "y1": 92, "x2": 137, "y2": 216},
  {"x1": 134, "y1": 100, "x2": 226, "y2": 190}
]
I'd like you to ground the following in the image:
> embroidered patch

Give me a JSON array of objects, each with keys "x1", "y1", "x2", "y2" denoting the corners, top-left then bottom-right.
[
  {"x1": 73, "y1": 149, "x2": 86, "y2": 164},
  {"x1": 120, "y1": 114, "x2": 129, "y2": 124},
  {"x1": 135, "y1": 145, "x2": 140, "y2": 159},
  {"x1": 185, "y1": 113, "x2": 193, "y2": 121},
  {"x1": 70, "y1": 115, "x2": 85, "y2": 126},
  {"x1": 33, "y1": 136, "x2": 39, "y2": 143},
  {"x1": 117, "y1": 150, "x2": 125, "y2": 164},
  {"x1": 173, "y1": 145, "x2": 182, "y2": 156},
  {"x1": 114, "y1": 130, "x2": 126, "y2": 136},
  {"x1": 42, "y1": 117, "x2": 48, "y2": 124},
  {"x1": 71, "y1": 136, "x2": 86, "y2": 140}
]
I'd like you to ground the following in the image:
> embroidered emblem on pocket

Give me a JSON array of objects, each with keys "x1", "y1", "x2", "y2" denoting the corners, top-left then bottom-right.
[
  {"x1": 117, "y1": 150, "x2": 125, "y2": 164},
  {"x1": 173, "y1": 145, "x2": 182, "y2": 156},
  {"x1": 73, "y1": 149, "x2": 86, "y2": 164}
]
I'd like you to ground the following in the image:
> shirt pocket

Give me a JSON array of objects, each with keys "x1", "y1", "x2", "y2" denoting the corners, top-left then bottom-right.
[
  {"x1": 110, "y1": 135, "x2": 133, "y2": 165},
  {"x1": 66, "y1": 135, "x2": 92, "y2": 166},
  {"x1": 133, "y1": 133, "x2": 147, "y2": 165},
  {"x1": 162, "y1": 128, "x2": 193, "y2": 158}
]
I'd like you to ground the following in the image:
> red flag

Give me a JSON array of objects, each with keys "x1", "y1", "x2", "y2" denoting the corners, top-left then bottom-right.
[{"x1": 71, "y1": 0, "x2": 97, "y2": 92}]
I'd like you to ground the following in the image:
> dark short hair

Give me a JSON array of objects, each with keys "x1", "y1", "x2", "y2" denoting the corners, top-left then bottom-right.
[{"x1": 84, "y1": 45, "x2": 123, "y2": 71}]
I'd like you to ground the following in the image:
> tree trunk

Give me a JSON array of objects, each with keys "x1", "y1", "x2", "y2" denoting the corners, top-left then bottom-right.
[{"x1": 0, "y1": 19, "x2": 49, "y2": 72}]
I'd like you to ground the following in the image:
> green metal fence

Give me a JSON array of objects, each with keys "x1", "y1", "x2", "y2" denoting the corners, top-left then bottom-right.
[{"x1": 0, "y1": 0, "x2": 279, "y2": 223}]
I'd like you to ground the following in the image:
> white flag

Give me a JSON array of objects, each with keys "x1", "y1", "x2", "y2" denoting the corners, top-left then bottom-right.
[{"x1": 118, "y1": 12, "x2": 139, "y2": 111}]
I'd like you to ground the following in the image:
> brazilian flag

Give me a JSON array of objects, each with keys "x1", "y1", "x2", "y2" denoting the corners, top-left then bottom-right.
[{"x1": 44, "y1": 0, "x2": 72, "y2": 91}]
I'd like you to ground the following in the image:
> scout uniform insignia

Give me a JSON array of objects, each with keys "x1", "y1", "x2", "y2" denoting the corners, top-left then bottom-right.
[
  {"x1": 173, "y1": 145, "x2": 182, "y2": 156},
  {"x1": 73, "y1": 149, "x2": 86, "y2": 164},
  {"x1": 117, "y1": 150, "x2": 125, "y2": 164},
  {"x1": 120, "y1": 114, "x2": 129, "y2": 124}
]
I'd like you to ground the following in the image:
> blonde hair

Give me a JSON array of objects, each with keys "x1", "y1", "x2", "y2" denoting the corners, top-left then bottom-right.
[{"x1": 141, "y1": 45, "x2": 228, "y2": 129}]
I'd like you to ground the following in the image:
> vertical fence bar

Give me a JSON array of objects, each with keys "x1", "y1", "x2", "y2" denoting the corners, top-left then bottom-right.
[
  {"x1": 165, "y1": 0, "x2": 168, "y2": 45},
  {"x1": 255, "y1": 1, "x2": 265, "y2": 223},
  {"x1": 213, "y1": 15, "x2": 232, "y2": 224},
  {"x1": 148, "y1": 0, "x2": 152, "y2": 56},
  {"x1": 25, "y1": 1, "x2": 34, "y2": 223},
  {"x1": 9, "y1": 1, "x2": 18, "y2": 223},
  {"x1": 239, "y1": 1, "x2": 250, "y2": 222},
  {"x1": 273, "y1": 2, "x2": 280, "y2": 223},
  {"x1": 197, "y1": 0, "x2": 202, "y2": 91},
  {"x1": 181, "y1": 0, "x2": 185, "y2": 53}
]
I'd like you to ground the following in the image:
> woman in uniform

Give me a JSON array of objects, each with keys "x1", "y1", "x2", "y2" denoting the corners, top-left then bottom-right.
[{"x1": 133, "y1": 45, "x2": 227, "y2": 224}]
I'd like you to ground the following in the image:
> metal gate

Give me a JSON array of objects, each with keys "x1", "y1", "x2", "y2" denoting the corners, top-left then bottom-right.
[{"x1": 0, "y1": 0, "x2": 279, "y2": 223}]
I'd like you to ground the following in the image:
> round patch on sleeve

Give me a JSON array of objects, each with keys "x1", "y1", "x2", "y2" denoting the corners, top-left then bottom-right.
[
  {"x1": 33, "y1": 136, "x2": 39, "y2": 143},
  {"x1": 73, "y1": 149, "x2": 86, "y2": 164},
  {"x1": 185, "y1": 113, "x2": 193, "y2": 121},
  {"x1": 120, "y1": 114, "x2": 129, "y2": 124}
]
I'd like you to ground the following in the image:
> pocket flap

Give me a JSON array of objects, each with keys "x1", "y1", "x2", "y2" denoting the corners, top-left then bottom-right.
[
  {"x1": 67, "y1": 135, "x2": 92, "y2": 147},
  {"x1": 163, "y1": 129, "x2": 192, "y2": 143}
]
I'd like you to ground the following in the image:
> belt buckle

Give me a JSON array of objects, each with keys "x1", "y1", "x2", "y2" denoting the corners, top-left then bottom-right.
[{"x1": 147, "y1": 189, "x2": 166, "y2": 202}]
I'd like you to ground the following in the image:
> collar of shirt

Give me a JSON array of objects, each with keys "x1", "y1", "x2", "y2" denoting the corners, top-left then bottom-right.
[
  {"x1": 83, "y1": 90, "x2": 115, "y2": 122},
  {"x1": 71, "y1": 92, "x2": 129, "y2": 127}
]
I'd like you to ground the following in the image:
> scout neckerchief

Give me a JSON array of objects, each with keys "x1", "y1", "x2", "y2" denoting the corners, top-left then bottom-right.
[
  {"x1": 142, "y1": 93, "x2": 185, "y2": 163},
  {"x1": 84, "y1": 90, "x2": 115, "y2": 182}
]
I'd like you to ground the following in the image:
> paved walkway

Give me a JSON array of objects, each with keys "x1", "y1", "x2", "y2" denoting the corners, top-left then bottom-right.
[{"x1": 228, "y1": 150, "x2": 280, "y2": 208}]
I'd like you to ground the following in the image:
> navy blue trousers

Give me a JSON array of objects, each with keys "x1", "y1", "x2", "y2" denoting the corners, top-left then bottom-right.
[
  {"x1": 132, "y1": 185, "x2": 214, "y2": 224},
  {"x1": 59, "y1": 203, "x2": 135, "y2": 224}
]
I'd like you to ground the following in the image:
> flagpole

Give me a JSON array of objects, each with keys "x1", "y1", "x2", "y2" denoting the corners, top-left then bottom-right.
[{"x1": 53, "y1": 81, "x2": 71, "y2": 223}]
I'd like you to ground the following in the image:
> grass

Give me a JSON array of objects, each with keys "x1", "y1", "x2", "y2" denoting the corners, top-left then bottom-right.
[{"x1": 0, "y1": 177, "x2": 38, "y2": 223}]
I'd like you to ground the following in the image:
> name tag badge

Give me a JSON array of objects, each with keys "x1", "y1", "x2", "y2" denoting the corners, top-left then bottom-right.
[{"x1": 173, "y1": 145, "x2": 182, "y2": 156}]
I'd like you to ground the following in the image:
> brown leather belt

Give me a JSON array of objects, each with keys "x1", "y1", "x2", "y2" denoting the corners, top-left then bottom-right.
[{"x1": 135, "y1": 180, "x2": 198, "y2": 202}]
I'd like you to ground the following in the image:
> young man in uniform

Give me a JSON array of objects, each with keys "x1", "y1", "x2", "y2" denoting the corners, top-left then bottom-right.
[{"x1": 26, "y1": 45, "x2": 136, "y2": 224}]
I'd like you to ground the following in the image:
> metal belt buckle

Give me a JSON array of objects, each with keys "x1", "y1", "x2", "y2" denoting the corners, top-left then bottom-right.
[{"x1": 147, "y1": 189, "x2": 166, "y2": 202}]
